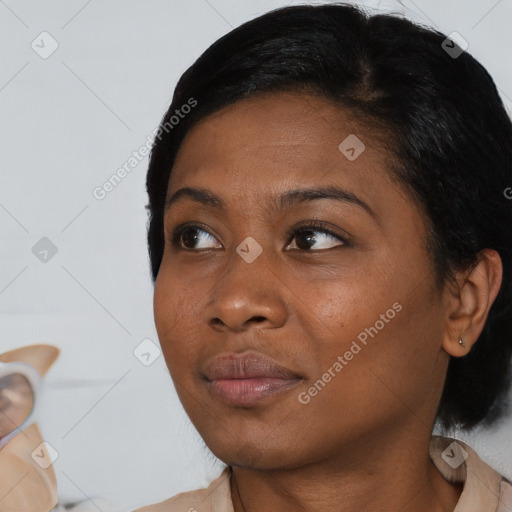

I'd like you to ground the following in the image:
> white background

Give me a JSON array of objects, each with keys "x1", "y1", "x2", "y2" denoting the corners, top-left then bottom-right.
[{"x1": 1, "y1": 0, "x2": 512, "y2": 510}]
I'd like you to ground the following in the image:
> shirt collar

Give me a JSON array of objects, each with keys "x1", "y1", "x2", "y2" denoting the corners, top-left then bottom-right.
[{"x1": 429, "y1": 435, "x2": 503, "y2": 511}]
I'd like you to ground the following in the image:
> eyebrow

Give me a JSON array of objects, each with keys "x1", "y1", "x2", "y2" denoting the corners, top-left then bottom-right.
[{"x1": 164, "y1": 185, "x2": 375, "y2": 218}]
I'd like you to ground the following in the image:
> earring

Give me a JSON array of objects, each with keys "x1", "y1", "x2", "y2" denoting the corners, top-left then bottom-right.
[{"x1": 459, "y1": 337, "x2": 465, "y2": 347}]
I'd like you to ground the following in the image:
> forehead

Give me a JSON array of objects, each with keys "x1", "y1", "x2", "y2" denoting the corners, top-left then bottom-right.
[
  {"x1": 169, "y1": 92, "x2": 394, "y2": 196},
  {"x1": 163, "y1": 92, "x2": 432, "y2": 272}
]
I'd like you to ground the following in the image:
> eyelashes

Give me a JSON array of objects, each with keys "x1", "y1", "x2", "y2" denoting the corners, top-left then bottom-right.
[
  {"x1": 170, "y1": 222, "x2": 221, "y2": 251},
  {"x1": 167, "y1": 220, "x2": 351, "y2": 252}
]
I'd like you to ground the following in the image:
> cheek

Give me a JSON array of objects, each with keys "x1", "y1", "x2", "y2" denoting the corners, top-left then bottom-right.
[
  {"x1": 294, "y1": 307, "x2": 440, "y2": 450},
  {"x1": 153, "y1": 271, "x2": 175, "y2": 341},
  {"x1": 299, "y1": 255, "x2": 443, "y2": 418},
  {"x1": 153, "y1": 267, "x2": 200, "y2": 373},
  {"x1": 298, "y1": 266, "x2": 393, "y2": 360}
]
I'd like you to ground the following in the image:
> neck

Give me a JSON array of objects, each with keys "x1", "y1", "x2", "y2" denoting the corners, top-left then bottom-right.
[{"x1": 230, "y1": 431, "x2": 462, "y2": 512}]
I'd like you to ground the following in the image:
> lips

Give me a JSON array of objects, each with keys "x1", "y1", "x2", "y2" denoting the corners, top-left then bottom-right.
[
  {"x1": 203, "y1": 352, "x2": 300, "y2": 381},
  {"x1": 202, "y1": 352, "x2": 302, "y2": 406}
]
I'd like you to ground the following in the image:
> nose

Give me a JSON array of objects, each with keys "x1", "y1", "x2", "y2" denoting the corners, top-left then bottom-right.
[{"x1": 206, "y1": 248, "x2": 289, "y2": 333}]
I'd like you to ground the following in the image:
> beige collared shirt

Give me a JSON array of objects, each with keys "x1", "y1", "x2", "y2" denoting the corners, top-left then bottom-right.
[{"x1": 134, "y1": 436, "x2": 512, "y2": 511}]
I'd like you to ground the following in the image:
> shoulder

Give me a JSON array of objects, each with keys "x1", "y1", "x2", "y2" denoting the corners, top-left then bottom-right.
[
  {"x1": 430, "y1": 435, "x2": 512, "y2": 511},
  {"x1": 132, "y1": 467, "x2": 232, "y2": 512}
]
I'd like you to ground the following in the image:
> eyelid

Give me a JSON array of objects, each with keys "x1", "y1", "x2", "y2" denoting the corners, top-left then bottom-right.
[
  {"x1": 284, "y1": 220, "x2": 352, "y2": 245},
  {"x1": 167, "y1": 221, "x2": 222, "y2": 249},
  {"x1": 167, "y1": 219, "x2": 352, "y2": 251}
]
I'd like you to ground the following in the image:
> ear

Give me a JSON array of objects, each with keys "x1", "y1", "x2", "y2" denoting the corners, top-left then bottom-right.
[
  {"x1": 442, "y1": 249, "x2": 503, "y2": 358},
  {"x1": 0, "y1": 344, "x2": 60, "y2": 377}
]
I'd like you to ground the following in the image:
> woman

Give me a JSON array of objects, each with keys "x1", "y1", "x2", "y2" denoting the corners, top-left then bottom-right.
[{"x1": 137, "y1": 3, "x2": 512, "y2": 511}]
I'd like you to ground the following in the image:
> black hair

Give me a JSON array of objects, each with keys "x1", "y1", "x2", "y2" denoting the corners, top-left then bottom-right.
[{"x1": 145, "y1": 2, "x2": 512, "y2": 431}]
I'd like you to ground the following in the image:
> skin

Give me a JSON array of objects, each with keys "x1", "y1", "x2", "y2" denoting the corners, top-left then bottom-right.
[{"x1": 153, "y1": 92, "x2": 503, "y2": 512}]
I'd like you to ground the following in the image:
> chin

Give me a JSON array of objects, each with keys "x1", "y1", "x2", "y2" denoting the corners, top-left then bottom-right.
[{"x1": 202, "y1": 432, "x2": 307, "y2": 470}]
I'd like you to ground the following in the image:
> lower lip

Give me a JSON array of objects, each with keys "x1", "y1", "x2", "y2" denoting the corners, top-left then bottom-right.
[{"x1": 207, "y1": 377, "x2": 301, "y2": 406}]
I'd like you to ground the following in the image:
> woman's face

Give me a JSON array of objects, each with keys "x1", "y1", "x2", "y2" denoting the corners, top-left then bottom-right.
[{"x1": 153, "y1": 92, "x2": 451, "y2": 469}]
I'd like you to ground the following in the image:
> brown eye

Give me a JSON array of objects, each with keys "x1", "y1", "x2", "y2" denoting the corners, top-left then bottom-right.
[
  {"x1": 168, "y1": 221, "x2": 349, "y2": 252},
  {"x1": 286, "y1": 224, "x2": 347, "y2": 251},
  {"x1": 171, "y1": 224, "x2": 221, "y2": 250}
]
